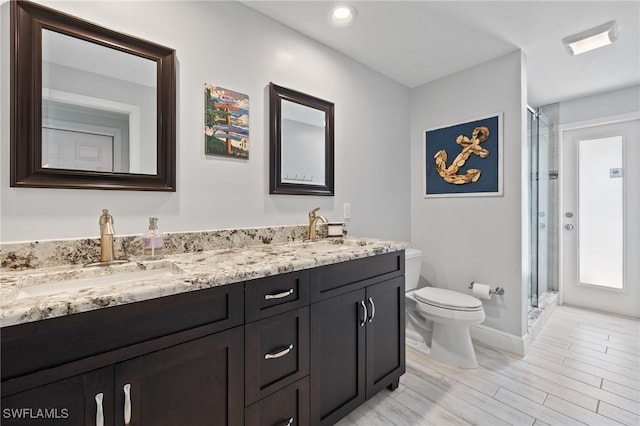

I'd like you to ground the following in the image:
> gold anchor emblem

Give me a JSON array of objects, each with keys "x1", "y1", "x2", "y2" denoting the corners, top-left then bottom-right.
[{"x1": 434, "y1": 126, "x2": 490, "y2": 184}]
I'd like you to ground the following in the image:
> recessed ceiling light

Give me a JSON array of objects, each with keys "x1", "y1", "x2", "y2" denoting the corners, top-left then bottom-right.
[
  {"x1": 562, "y1": 21, "x2": 619, "y2": 56},
  {"x1": 330, "y1": 5, "x2": 357, "y2": 26}
]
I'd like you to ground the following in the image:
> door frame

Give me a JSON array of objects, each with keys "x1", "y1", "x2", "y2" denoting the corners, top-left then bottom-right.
[{"x1": 558, "y1": 111, "x2": 640, "y2": 309}]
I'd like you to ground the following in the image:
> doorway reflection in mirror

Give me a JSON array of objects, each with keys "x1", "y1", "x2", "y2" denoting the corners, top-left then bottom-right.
[{"x1": 41, "y1": 29, "x2": 157, "y2": 174}]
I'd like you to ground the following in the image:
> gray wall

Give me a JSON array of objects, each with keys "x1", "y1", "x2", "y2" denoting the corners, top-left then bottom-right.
[
  {"x1": 0, "y1": 0, "x2": 411, "y2": 242},
  {"x1": 410, "y1": 51, "x2": 529, "y2": 337},
  {"x1": 557, "y1": 85, "x2": 640, "y2": 125}
]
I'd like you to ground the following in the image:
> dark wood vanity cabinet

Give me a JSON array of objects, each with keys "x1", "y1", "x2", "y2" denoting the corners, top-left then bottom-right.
[
  {"x1": 1, "y1": 250, "x2": 405, "y2": 426},
  {"x1": 114, "y1": 328, "x2": 244, "y2": 426},
  {"x1": 1, "y1": 283, "x2": 245, "y2": 426},
  {"x1": 1, "y1": 367, "x2": 114, "y2": 426},
  {"x1": 309, "y1": 275, "x2": 405, "y2": 425},
  {"x1": 2, "y1": 330, "x2": 244, "y2": 426}
]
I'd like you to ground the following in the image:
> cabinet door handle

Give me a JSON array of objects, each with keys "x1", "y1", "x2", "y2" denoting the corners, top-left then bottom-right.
[
  {"x1": 284, "y1": 417, "x2": 294, "y2": 426},
  {"x1": 360, "y1": 300, "x2": 368, "y2": 327},
  {"x1": 368, "y1": 297, "x2": 375, "y2": 322},
  {"x1": 264, "y1": 289, "x2": 294, "y2": 300},
  {"x1": 95, "y1": 393, "x2": 104, "y2": 426},
  {"x1": 123, "y1": 383, "x2": 132, "y2": 425},
  {"x1": 265, "y1": 344, "x2": 294, "y2": 360}
]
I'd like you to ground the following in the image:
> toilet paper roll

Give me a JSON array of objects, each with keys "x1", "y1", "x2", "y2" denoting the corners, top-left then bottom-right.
[{"x1": 471, "y1": 282, "x2": 492, "y2": 300}]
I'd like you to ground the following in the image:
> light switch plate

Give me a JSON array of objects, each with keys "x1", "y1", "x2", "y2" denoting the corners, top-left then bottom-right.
[{"x1": 343, "y1": 203, "x2": 351, "y2": 219}]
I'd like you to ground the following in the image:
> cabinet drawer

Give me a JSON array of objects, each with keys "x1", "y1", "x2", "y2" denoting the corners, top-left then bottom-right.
[
  {"x1": 310, "y1": 251, "x2": 404, "y2": 302},
  {"x1": 245, "y1": 270, "x2": 309, "y2": 323},
  {"x1": 1, "y1": 282, "x2": 244, "y2": 382},
  {"x1": 245, "y1": 307, "x2": 309, "y2": 405},
  {"x1": 245, "y1": 377, "x2": 309, "y2": 426}
]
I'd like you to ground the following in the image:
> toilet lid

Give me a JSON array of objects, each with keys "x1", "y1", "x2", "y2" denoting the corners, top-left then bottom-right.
[{"x1": 414, "y1": 287, "x2": 483, "y2": 310}]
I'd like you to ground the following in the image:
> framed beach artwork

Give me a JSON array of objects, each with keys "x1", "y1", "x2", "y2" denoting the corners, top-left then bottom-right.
[
  {"x1": 204, "y1": 84, "x2": 249, "y2": 158},
  {"x1": 424, "y1": 113, "x2": 503, "y2": 198}
]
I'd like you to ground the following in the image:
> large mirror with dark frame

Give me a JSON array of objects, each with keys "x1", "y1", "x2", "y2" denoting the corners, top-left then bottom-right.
[
  {"x1": 269, "y1": 83, "x2": 334, "y2": 196},
  {"x1": 11, "y1": 0, "x2": 176, "y2": 191}
]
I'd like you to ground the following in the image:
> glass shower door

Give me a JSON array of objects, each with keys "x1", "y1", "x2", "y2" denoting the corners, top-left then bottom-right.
[
  {"x1": 528, "y1": 108, "x2": 539, "y2": 308},
  {"x1": 528, "y1": 107, "x2": 552, "y2": 309}
]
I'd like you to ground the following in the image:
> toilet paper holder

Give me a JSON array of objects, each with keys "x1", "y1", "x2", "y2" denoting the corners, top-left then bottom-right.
[{"x1": 469, "y1": 282, "x2": 505, "y2": 295}]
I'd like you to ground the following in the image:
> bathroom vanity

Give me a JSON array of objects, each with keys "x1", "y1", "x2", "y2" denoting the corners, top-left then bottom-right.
[{"x1": 0, "y1": 238, "x2": 406, "y2": 426}]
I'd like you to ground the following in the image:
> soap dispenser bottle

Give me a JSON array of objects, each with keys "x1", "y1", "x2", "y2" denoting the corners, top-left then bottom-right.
[{"x1": 142, "y1": 217, "x2": 164, "y2": 259}]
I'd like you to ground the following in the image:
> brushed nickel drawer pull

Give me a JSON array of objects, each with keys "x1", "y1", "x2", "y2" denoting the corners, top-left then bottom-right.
[
  {"x1": 264, "y1": 289, "x2": 294, "y2": 300},
  {"x1": 284, "y1": 417, "x2": 294, "y2": 426},
  {"x1": 264, "y1": 344, "x2": 294, "y2": 360},
  {"x1": 95, "y1": 393, "x2": 104, "y2": 426},
  {"x1": 360, "y1": 300, "x2": 368, "y2": 327},
  {"x1": 368, "y1": 297, "x2": 375, "y2": 322},
  {"x1": 123, "y1": 383, "x2": 132, "y2": 425}
]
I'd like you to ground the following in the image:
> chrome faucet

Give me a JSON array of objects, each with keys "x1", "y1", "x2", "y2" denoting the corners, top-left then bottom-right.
[
  {"x1": 99, "y1": 209, "x2": 116, "y2": 262},
  {"x1": 307, "y1": 207, "x2": 328, "y2": 240}
]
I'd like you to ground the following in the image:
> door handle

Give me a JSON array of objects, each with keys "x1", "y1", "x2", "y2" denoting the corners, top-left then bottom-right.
[
  {"x1": 123, "y1": 383, "x2": 132, "y2": 425},
  {"x1": 95, "y1": 393, "x2": 104, "y2": 426},
  {"x1": 360, "y1": 300, "x2": 368, "y2": 327},
  {"x1": 265, "y1": 344, "x2": 294, "y2": 360},
  {"x1": 367, "y1": 297, "x2": 375, "y2": 322}
]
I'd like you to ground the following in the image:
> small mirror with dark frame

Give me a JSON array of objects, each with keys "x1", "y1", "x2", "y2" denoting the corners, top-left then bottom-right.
[
  {"x1": 11, "y1": 0, "x2": 176, "y2": 191},
  {"x1": 269, "y1": 83, "x2": 334, "y2": 196}
]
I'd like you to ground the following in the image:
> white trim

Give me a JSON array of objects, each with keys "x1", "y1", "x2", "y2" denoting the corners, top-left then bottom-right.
[
  {"x1": 423, "y1": 112, "x2": 504, "y2": 198},
  {"x1": 557, "y1": 112, "x2": 639, "y2": 306},
  {"x1": 470, "y1": 324, "x2": 528, "y2": 356},
  {"x1": 527, "y1": 299, "x2": 558, "y2": 346},
  {"x1": 559, "y1": 114, "x2": 638, "y2": 313}
]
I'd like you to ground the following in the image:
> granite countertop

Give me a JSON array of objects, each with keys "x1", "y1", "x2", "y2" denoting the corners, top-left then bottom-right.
[{"x1": 0, "y1": 238, "x2": 408, "y2": 328}]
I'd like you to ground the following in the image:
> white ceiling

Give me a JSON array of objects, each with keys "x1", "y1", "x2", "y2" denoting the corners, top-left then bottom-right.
[{"x1": 243, "y1": 1, "x2": 640, "y2": 107}]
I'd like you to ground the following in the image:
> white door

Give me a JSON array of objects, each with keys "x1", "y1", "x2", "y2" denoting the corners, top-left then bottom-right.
[
  {"x1": 42, "y1": 127, "x2": 115, "y2": 172},
  {"x1": 560, "y1": 118, "x2": 640, "y2": 317}
]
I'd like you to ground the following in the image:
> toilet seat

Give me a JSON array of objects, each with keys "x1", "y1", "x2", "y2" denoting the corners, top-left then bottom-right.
[{"x1": 414, "y1": 287, "x2": 483, "y2": 312}]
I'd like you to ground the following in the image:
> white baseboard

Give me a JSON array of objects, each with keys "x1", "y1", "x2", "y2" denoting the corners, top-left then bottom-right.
[
  {"x1": 470, "y1": 324, "x2": 528, "y2": 356},
  {"x1": 527, "y1": 298, "x2": 558, "y2": 346}
]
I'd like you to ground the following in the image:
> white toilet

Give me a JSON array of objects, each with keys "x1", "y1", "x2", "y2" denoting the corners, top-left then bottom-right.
[{"x1": 404, "y1": 248, "x2": 485, "y2": 369}]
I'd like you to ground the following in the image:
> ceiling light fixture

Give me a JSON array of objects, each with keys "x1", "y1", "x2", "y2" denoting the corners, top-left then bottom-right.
[
  {"x1": 562, "y1": 21, "x2": 619, "y2": 56},
  {"x1": 330, "y1": 5, "x2": 356, "y2": 26}
]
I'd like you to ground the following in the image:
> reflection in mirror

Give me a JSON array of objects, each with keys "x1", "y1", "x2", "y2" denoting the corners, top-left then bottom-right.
[
  {"x1": 11, "y1": 0, "x2": 176, "y2": 191},
  {"x1": 269, "y1": 83, "x2": 334, "y2": 196},
  {"x1": 280, "y1": 99, "x2": 326, "y2": 186},
  {"x1": 42, "y1": 29, "x2": 157, "y2": 174}
]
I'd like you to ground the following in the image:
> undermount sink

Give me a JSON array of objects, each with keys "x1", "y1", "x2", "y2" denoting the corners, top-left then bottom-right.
[{"x1": 13, "y1": 261, "x2": 183, "y2": 300}]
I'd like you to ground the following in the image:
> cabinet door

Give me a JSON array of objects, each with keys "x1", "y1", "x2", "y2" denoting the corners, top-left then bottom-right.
[
  {"x1": 114, "y1": 327, "x2": 243, "y2": 426},
  {"x1": 310, "y1": 288, "x2": 366, "y2": 426},
  {"x1": 1, "y1": 367, "x2": 113, "y2": 426},
  {"x1": 365, "y1": 276, "x2": 405, "y2": 398}
]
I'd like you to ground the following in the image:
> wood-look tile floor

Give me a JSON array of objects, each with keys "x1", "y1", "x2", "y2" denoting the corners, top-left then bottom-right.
[{"x1": 336, "y1": 305, "x2": 640, "y2": 426}]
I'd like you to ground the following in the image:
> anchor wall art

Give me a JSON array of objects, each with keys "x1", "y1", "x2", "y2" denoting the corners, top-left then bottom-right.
[
  {"x1": 204, "y1": 84, "x2": 249, "y2": 158},
  {"x1": 424, "y1": 113, "x2": 503, "y2": 197}
]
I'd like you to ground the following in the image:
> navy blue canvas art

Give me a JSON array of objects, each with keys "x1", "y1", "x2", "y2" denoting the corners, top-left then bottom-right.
[{"x1": 425, "y1": 114, "x2": 502, "y2": 197}]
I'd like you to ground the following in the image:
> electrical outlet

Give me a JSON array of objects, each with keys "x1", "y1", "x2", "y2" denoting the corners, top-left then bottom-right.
[{"x1": 343, "y1": 203, "x2": 351, "y2": 220}]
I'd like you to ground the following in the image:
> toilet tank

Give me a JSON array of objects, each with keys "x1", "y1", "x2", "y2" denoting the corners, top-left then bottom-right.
[{"x1": 405, "y1": 248, "x2": 423, "y2": 291}]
